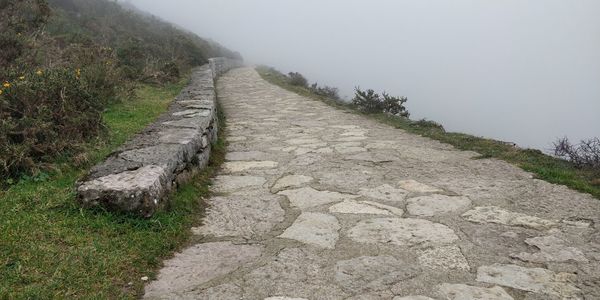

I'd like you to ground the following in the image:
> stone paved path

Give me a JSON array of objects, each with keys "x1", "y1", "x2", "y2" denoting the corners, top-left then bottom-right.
[{"x1": 144, "y1": 68, "x2": 600, "y2": 299}]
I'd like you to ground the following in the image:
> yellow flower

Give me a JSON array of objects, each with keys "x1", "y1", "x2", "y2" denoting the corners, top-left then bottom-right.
[
  {"x1": 19, "y1": 76, "x2": 25, "y2": 80},
  {"x1": 36, "y1": 70, "x2": 43, "y2": 76},
  {"x1": 2, "y1": 82, "x2": 10, "y2": 88},
  {"x1": 0, "y1": 90, "x2": 3, "y2": 95}
]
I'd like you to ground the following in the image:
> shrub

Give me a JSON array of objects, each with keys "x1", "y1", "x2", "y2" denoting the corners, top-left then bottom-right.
[
  {"x1": 0, "y1": 68, "x2": 109, "y2": 178},
  {"x1": 352, "y1": 88, "x2": 381, "y2": 113},
  {"x1": 287, "y1": 72, "x2": 308, "y2": 87},
  {"x1": 382, "y1": 92, "x2": 409, "y2": 117},
  {"x1": 554, "y1": 137, "x2": 600, "y2": 170},
  {"x1": 352, "y1": 87, "x2": 410, "y2": 117},
  {"x1": 411, "y1": 119, "x2": 445, "y2": 132},
  {"x1": 117, "y1": 39, "x2": 146, "y2": 80},
  {"x1": 310, "y1": 83, "x2": 340, "y2": 100}
]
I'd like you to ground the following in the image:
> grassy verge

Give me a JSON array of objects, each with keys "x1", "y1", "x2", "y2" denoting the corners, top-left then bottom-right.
[
  {"x1": 0, "y1": 77, "x2": 226, "y2": 298},
  {"x1": 256, "y1": 66, "x2": 600, "y2": 200}
]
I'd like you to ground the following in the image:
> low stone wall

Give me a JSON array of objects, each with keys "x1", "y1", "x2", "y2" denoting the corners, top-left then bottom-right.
[
  {"x1": 209, "y1": 57, "x2": 244, "y2": 78},
  {"x1": 76, "y1": 57, "x2": 243, "y2": 217}
]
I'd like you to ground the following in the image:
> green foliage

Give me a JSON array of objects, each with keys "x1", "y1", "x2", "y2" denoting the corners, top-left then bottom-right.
[
  {"x1": 410, "y1": 118, "x2": 445, "y2": 132},
  {"x1": 287, "y1": 72, "x2": 308, "y2": 87},
  {"x1": 352, "y1": 87, "x2": 410, "y2": 117},
  {"x1": 310, "y1": 83, "x2": 340, "y2": 100}
]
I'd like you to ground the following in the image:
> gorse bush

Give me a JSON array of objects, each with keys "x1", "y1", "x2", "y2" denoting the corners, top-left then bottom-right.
[
  {"x1": 352, "y1": 87, "x2": 410, "y2": 117},
  {"x1": 0, "y1": 0, "x2": 237, "y2": 184},
  {"x1": 0, "y1": 68, "x2": 108, "y2": 177}
]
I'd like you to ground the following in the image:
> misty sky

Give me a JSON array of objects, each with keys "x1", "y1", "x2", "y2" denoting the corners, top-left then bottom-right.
[{"x1": 129, "y1": 0, "x2": 600, "y2": 151}]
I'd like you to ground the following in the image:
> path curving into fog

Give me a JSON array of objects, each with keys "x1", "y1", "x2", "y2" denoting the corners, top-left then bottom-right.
[{"x1": 144, "y1": 67, "x2": 600, "y2": 299}]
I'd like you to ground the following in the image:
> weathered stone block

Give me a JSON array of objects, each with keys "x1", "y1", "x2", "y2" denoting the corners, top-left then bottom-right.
[{"x1": 77, "y1": 165, "x2": 169, "y2": 217}]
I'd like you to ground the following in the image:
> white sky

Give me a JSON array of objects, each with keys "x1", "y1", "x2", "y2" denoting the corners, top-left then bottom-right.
[{"x1": 129, "y1": 0, "x2": 600, "y2": 150}]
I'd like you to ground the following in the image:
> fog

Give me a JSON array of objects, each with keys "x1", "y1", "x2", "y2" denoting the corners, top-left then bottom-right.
[{"x1": 128, "y1": 0, "x2": 600, "y2": 151}]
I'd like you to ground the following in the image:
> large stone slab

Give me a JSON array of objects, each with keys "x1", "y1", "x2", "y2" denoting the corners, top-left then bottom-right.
[
  {"x1": 210, "y1": 175, "x2": 266, "y2": 193},
  {"x1": 438, "y1": 284, "x2": 514, "y2": 300},
  {"x1": 511, "y1": 235, "x2": 588, "y2": 263},
  {"x1": 462, "y1": 206, "x2": 557, "y2": 229},
  {"x1": 244, "y1": 248, "x2": 348, "y2": 298},
  {"x1": 358, "y1": 184, "x2": 408, "y2": 203},
  {"x1": 194, "y1": 192, "x2": 285, "y2": 238},
  {"x1": 279, "y1": 212, "x2": 340, "y2": 249},
  {"x1": 77, "y1": 165, "x2": 168, "y2": 217},
  {"x1": 329, "y1": 200, "x2": 404, "y2": 216},
  {"x1": 335, "y1": 255, "x2": 419, "y2": 294},
  {"x1": 144, "y1": 242, "x2": 262, "y2": 298},
  {"x1": 406, "y1": 194, "x2": 472, "y2": 217},
  {"x1": 278, "y1": 187, "x2": 359, "y2": 210},
  {"x1": 222, "y1": 161, "x2": 279, "y2": 173},
  {"x1": 418, "y1": 245, "x2": 470, "y2": 270},
  {"x1": 397, "y1": 180, "x2": 443, "y2": 193},
  {"x1": 225, "y1": 151, "x2": 270, "y2": 161},
  {"x1": 476, "y1": 263, "x2": 580, "y2": 298},
  {"x1": 271, "y1": 175, "x2": 314, "y2": 192},
  {"x1": 348, "y1": 218, "x2": 459, "y2": 247}
]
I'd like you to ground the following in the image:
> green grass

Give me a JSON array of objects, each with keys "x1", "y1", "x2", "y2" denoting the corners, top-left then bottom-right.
[
  {"x1": 256, "y1": 66, "x2": 600, "y2": 200},
  {"x1": 0, "y1": 77, "x2": 227, "y2": 299}
]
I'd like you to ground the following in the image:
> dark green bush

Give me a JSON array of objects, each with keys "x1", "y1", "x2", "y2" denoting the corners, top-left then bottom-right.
[
  {"x1": 310, "y1": 83, "x2": 340, "y2": 100},
  {"x1": 288, "y1": 72, "x2": 308, "y2": 87},
  {"x1": 352, "y1": 87, "x2": 410, "y2": 117},
  {"x1": 117, "y1": 39, "x2": 146, "y2": 80}
]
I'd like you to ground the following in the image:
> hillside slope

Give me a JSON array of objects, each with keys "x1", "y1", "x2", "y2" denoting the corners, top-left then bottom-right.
[{"x1": 0, "y1": 0, "x2": 238, "y2": 184}]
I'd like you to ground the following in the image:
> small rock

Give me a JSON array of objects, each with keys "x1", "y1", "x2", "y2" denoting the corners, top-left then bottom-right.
[
  {"x1": 279, "y1": 212, "x2": 340, "y2": 249},
  {"x1": 141, "y1": 276, "x2": 149, "y2": 281}
]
